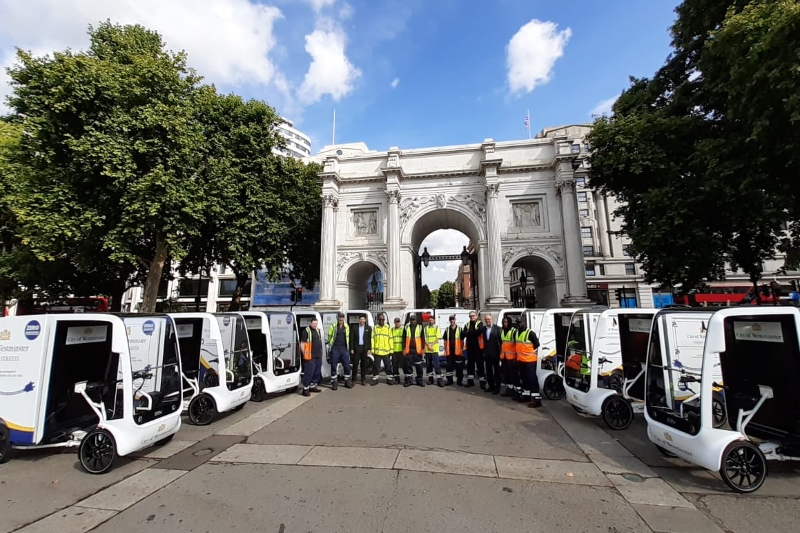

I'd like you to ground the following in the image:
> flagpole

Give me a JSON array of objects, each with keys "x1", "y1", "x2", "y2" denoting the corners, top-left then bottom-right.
[
  {"x1": 332, "y1": 108, "x2": 336, "y2": 145},
  {"x1": 527, "y1": 109, "x2": 531, "y2": 139}
]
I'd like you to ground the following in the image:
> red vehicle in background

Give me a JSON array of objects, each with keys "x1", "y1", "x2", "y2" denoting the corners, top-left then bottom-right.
[
  {"x1": 15, "y1": 296, "x2": 110, "y2": 315},
  {"x1": 674, "y1": 283, "x2": 789, "y2": 307}
]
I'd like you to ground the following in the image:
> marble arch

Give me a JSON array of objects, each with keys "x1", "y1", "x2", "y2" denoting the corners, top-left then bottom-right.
[{"x1": 312, "y1": 135, "x2": 594, "y2": 311}]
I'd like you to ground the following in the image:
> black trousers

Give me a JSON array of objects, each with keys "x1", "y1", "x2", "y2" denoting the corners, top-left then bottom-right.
[
  {"x1": 392, "y1": 351, "x2": 408, "y2": 379},
  {"x1": 407, "y1": 353, "x2": 424, "y2": 384},
  {"x1": 446, "y1": 355, "x2": 465, "y2": 383},
  {"x1": 520, "y1": 361, "x2": 539, "y2": 396},
  {"x1": 466, "y1": 346, "x2": 485, "y2": 380},
  {"x1": 502, "y1": 358, "x2": 520, "y2": 388},
  {"x1": 352, "y1": 346, "x2": 369, "y2": 381},
  {"x1": 484, "y1": 354, "x2": 500, "y2": 389}
]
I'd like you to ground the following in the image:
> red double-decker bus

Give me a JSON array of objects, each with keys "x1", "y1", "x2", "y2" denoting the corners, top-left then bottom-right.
[
  {"x1": 673, "y1": 284, "x2": 786, "y2": 307},
  {"x1": 15, "y1": 296, "x2": 110, "y2": 315}
]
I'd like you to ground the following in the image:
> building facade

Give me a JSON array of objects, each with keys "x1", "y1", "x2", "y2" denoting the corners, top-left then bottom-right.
[{"x1": 274, "y1": 118, "x2": 312, "y2": 159}]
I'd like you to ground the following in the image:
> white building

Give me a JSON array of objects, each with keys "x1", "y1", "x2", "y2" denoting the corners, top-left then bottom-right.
[{"x1": 274, "y1": 118, "x2": 312, "y2": 159}]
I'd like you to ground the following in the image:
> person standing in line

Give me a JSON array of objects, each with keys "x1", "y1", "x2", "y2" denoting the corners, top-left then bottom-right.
[
  {"x1": 482, "y1": 313, "x2": 502, "y2": 394},
  {"x1": 443, "y1": 315, "x2": 464, "y2": 385},
  {"x1": 424, "y1": 315, "x2": 444, "y2": 387},
  {"x1": 515, "y1": 317, "x2": 542, "y2": 408},
  {"x1": 390, "y1": 317, "x2": 407, "y2": 385},
  {"x1": 350, "y1": 315, "x2": 372, "y2": 386},
  {"x1": 299, "y1": 318, "x2": 323, "y2": 397},
  {"x1": 371, "y1": 313, "x2": 394, "y2": 385},
  {"x1": 326, "y1": 312, "x2": 353, "y2": 390},
  {"x1": 402, "y1": 315, "x2": 425, "y2": 387},
  {"x1": 499, "y1": 316, "x2": 518, "y2": 398},
  {"x1": 462, "y1": 311, "x2": 485, "y2": 388}
]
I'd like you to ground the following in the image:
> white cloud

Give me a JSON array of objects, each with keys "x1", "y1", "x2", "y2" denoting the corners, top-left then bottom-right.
[
  {"x1": 506, "y1": 19, "x2": 571, "y2": 96},
  {"x1": 0, "y1": 0, "x2": 284, "y2": 111},
  {"x1": 298, "y1": 20, "x2": 361, "y2": 104},
  {"x1": 302, "y1": 0, "x2": 337, "y2": 12},
  {"x1": 420, "y1": 230, "x2": 469, "y2": 290},
  {"x1": 338, "y1": 2, "x2": 354, "y2": 20},
  {"x1": 589, "y1": 95, "x2": 618, "y2": 117},
  {"x1": 390, "y1": 77, "x2": 400, "y2": 88}
]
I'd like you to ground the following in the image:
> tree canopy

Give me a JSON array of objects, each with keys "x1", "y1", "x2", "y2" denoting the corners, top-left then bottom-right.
[
  {"x1": 436, "y1": 281, "x2": 456, "y2": 308},
  {"x1": 587, "y1": 0, "x2": 800, "y2": 294}
]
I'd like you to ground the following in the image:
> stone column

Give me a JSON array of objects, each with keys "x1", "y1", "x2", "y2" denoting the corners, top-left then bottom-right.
[
  {"x1": 557, "y1": 164, "x2": 593, "y2": 307},
  {"x1": 484, "y1": 183, "x2": 509, "y2": 307},
  {"x1": 595, "y1": 192, "x2": 612, "y2": 257},
  {"x1": 315, "y1": 194, "x2": 341, "y2": 309},
  {"x1": 383, "y1": 189, "x2": 406, "y2": 309}
]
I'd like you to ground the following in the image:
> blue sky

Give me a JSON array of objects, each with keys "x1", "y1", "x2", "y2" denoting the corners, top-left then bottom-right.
[{"x1": 0, "y1": 0, "x2": 681, "y2": 289}]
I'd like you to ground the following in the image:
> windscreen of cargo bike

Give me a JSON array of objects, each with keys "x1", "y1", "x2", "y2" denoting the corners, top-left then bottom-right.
[
  {"x1": 215, "y1": 315, "x2": 253, "y2": 391},
  {"x1": 243, "y1": 315, "x2": 268, "y2": 371},
  {"x1": 617, "y1": 315, "x2": 653, "y2": 400},
  {"x1": 123, "y1": 316, "x2": 182, "y2": 424},
  {"x1": 646, "y1": 316, "x2": 709, "y2": 436},
  {"x1": 565, "y1": 313, "x2": 591, "y2": 392},
  {"x1": 266, "y1": 312, "x2": 299, "y2": 375},
  {"x1": 721, "y1": 315, "x2": 800, "y2": 440},
  {"x1": 174, "y1": 318, "x2": 204, "y2": 379},
  {"x1": 553, "y1": 312, "x2": 573, "y2": 363},
  {"x1": 45, "y1": 320, "x2": 118, "y2": 439}
]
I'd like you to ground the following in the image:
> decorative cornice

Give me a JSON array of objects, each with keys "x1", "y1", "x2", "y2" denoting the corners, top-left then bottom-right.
[
  {"x1": 502, "y1": 244, "x2": 564, "y2": 268},
  {"x1": 386, "y1": 190, "x2": 401, "y2": 204},
  {"x1": 399, "y1": 192, "x2": 487, "y2": 231},
  {"x1": 336, "y1": 250, "x2": 387, "y2": 276},
  {"x1": 321, "y1": 194, "x2": 339, "y2": 208}
]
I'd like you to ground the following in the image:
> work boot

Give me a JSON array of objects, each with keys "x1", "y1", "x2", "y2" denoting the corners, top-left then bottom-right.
[
  {"x1": 371, "y1": 378, "x2": 378, "y2": 386},
  {"x1": 302, "y1": 389, "x2": 310, "y2": 397},
  {"x1": 485, "y1": 384, "x2": 494, "y2": 394},
  {"x1": 331, "y1": 380, "x2": 338, "y2": 391},
  {"x1": 528, "y1": 395, "x2": 542, "y2": 408},
  {"x1": 479, "y1": 379, "x2": 487, "y2": 391},
  {"x1": 428, "y1": 375, "x2": 434, "y2": 385},
  {"x1": 511, "y1": 387, "x2": 521, "y2": 400},
  {"x1": 361, "y1": 379, "x2": 366, "y2": 386},
  {"x1": 417, "y1": 381, "x2": 425, "y2": 387},
  {"x1": 501, "y1": 386, "x2": 513, "y2": 397},
  {"x1": 404, "y1": 377, "x2": 412, "y2": 388},
  {"x1": 345, "y1": 379, "x2": 353, "y2": 389},
  {"x1": 466, "y1": 378, "x2": 475, "y2": 388},
  {"x1": 437, "y1": 377, "x2": 444, "y2": 388},
  {"x1": 309, "y1": 386, "x2": 321, "y2": 393},
  {"x1": 446, "y1": 376, "x2": 454, "y2": 386},
  {"x1": 492, "y1": 385, "x2": 501, "y2": 395}
]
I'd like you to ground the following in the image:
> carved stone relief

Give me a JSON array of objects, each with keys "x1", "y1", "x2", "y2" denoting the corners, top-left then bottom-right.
[
  {"x1": 511, "y1": 202, "x2": 542, "y2": 228},
  {"x1": 337, "y1": 251, "x2": 387, "y2": 277},
  {"x1": 399, "y1": 193, "x2": 487, "y2": 231},
  {"x1": 502, "y1": 245, "x2": 564, "y2": 268},
  {"x1": 352, "y1": 210, "x2": 378, "y2": 235}
]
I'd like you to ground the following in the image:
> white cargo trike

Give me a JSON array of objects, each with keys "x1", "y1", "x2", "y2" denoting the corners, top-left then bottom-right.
[
  {"x1": 565, "y1": 309, "x2": 658, "y2": 430},
  {"x1": 646, "y1": 307, "x2": 800, "y2": 493},
  {"x1": 239, "y1": 311, "x2": 301, "y2": 401},
  {"x1": 0, "y1": 314, "x2": 182, "y2": 474},
  {"x1": 169, "y1": 313, "x2": 253, "y2": 425},
  {"x1": 536, "y1": 309, "x2": 582, "y2": 401}
]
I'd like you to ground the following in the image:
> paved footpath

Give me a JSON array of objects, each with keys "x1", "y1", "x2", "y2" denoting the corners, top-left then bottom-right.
[{"x1": 2, "y1": 382, "x2": 800, "y2": 533}]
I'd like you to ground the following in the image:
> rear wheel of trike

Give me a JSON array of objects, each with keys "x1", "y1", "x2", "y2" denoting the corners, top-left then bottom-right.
[
  {"x1": 79, "y1": 428, "x2": 116, "y2": 474},
  {"x1": 720, "y1": 440, "x2": 768, "y2": 494},
  {"x1": 602, "y1": 396, "x2": 634, "y2": 431},
  {"x1": 543, "y1": 374, "x2": 565, "y2": 400},
  {"x1": 251, "y1": 377, "x2": 267, "y2": 402}
]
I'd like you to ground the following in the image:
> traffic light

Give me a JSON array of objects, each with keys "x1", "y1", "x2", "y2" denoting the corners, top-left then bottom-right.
[
  {"x1": 790, "y1": 280, "x2": 798, "y2": 292},
  {"x1": 289, "y1": 288, "x2": 296, "y2": 303},
  {"x1": 295, "y1": 287, "x2": 302, "y2": 302}
]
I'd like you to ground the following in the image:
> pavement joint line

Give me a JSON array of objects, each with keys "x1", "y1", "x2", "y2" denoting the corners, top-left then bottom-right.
[{"x1": 296, "y1": 445, "x2": 317, "y2": 465}]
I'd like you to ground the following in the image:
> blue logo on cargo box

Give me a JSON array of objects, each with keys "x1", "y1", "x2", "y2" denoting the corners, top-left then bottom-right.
[
  {"x1": 286, "y1": 315, "x2": 293, "y2": 325},
  {"x1": 142, "y1": 320, "x2": 155, "y2": 336},
  {"x1": 223, "y1": 316, "x2": 231, "y2": 327},
  {"x1": 25, "y1": 320, "x2": 41, "y2": 341}
]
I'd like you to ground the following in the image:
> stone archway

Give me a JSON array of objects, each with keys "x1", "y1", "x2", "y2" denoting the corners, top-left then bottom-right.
[
  {"x1": 503, "y1": 247, "x2": 566, "y2": 308},
  {"x1": 339, "y1": 258, "x2": 385, "y2": 311}
]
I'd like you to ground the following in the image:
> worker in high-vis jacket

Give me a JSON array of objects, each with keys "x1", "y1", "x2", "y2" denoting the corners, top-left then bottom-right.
[
  {"x1": 371, "y1": 313, "x2": 394, "y2": 385},
  {"x1": 299, "y1": 318, "x2": 324, "y2": 397},
  {"x1": 499, "y1": 315, "x2": 519, "y2": 398},
  {"x1": 443, "y1": 315, "x2": 464, "y2": 386},
  {"x1": 462, "y1": 311, "x2": 486, "y2": 388},
  {"x1": 402, "y1": 315, "x2": 426, "y2": 387},
  {"x1": 424, "y1": 315, "x2": 444, "y2": 387},
  {"x1": 326, "y1": 312, "x2": 353, "y2": 390},
  {"x1": 391, "y1": 317, "x2": 407, "y2": 385},
  {"x1": 515, "y1": 317, "x2": 542, "y2": 408}
]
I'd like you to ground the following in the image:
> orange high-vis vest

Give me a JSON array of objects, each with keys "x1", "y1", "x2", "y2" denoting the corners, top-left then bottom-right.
[
  {"x1": 301, "y1": 326, "x2": 318, "y2": 361},
  {"x1": 464, "y1": 320, "x2": 485, "y2": 350},
  {"x1": 515, "y1": 329, "x2": 537, "y2": 363},
  {"x1": 500, "y1": 328, "x2": 517, "y2": 361},
  {"x1": 404, "y1": 325, "x2": 423, "y2": 355},
  {"x1": 443, "y1": 326, "x2": 463, "y2": 356}
]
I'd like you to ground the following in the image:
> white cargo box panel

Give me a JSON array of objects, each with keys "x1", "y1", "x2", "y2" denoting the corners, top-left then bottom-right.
[{"x1": 123, "y1": 317, "x2": 168, "y2": 391}]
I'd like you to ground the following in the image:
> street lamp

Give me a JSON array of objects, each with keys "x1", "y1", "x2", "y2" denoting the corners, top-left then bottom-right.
[
  {"x1": 371, "y1": 272, "x2": 379, "y2": 294},
  {"x1": 460, "y1": 246, "x2": 470, "y2": 266},
  {"x1": 421, "y1": 247, "x2": 430, "y2": 268},
  {"x1": 520, "y1": 271, "x2": 528, "y2": 291}
]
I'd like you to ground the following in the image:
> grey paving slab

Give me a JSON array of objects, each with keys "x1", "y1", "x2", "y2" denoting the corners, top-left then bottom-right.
[
  {"x1": 76, "y1": 468, "x2": 187, "y2": 512},
  {"x1": 545, "y1": 400, "x2": 634, "y2": 457},
  {"x1": 698, "y1": 495, "x2": 800, "y2": 533},
  {"x1": 88, "y1": 463, "x2": 399, "y2": 533},
  {"x1": 589, "y1": 453, "x2": 658, "y2": 478},
  {"x1": 218, "y1": 391, "x2": 317, "y2": 436},
  {"x1": 633, "y1": 504, "x2": 723, "y2": 533},
  {"x1": 599, "y1": 416, "x2": 692, "y2": 468},
  {"x1": 297, "y1": 445, "x2": 399, "y2": 469},
  {"x1": 13, "y1": 506, "x2": 118, "y2": 533},
  {"x1": 152, "y1": 434, "x2": 244, "y2": 471},
  {"x1": 210, "y1": 443, "x2": 313, "y2": 465},
  {"x1": 608, "y1": 474, "x2": 693, "y2": 508},
  {"x1": 0, "y1": 452, "x2": 150, "y2": 533},
  {"x1": 494, "y1": 455, "x2": 611, "y2": 486},
  {"x1": 135, "y1": 439, "x2": 198, "y2": 459},
  {"x1": 651, "y1": 466, "x2": 727, "y2": 495},
  {"x1": 382, "y1": 470, "x2": 651, "y2": 533},
  {"x1": 394, "y1": 449, "x2": 497, "y2": 477},
  {"x1": 170, "y1": 397, "x2": 265, "y2": 442},
  {"x1": 248, "y1": 383, "x2": 587, "y2": 461}
]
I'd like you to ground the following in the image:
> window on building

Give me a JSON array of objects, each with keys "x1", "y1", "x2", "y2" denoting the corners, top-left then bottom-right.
[
  {"x1": 598, "y1": 264, "x2": 605, "y2": 276},
  {"x1": 586, "y1": 265, "x2": 596, "y2": 277},
  {"x1": 581, "y1": 227, "x2": 593, "y2": 239},
  {"x1": 579, "y1": 209, "x2": 589, "y2": 218},
  {"x1": 571, "y1": 144, "x2": 581, "y2": 154},
  {"x1": 577, "y1": 192, "x2": 588, "y2": 202},
  {"x1": 218, "y1": 279, "x2": 252, "y2": 297},
  {"x1": 583, "y1": 245, "x2": 595, "y2": 257},
  {"x1": 218, "y1": 264, "x2": 227, "y2": 275},
  {"x1": 178, "y1": 278, "x2": 211, "y2": 297},
  {"x1": 157, "y1": 279, "x2": 169, "y2": 298},
  {"x1": 576, "y1": 177, "x2": 586, "y2": 187},
  {"x1": 625, "y1": 263, "x2": 636, "y2": 276},
  {"x1": 622, "y1": 244, "x2": 631, "y2": 257}
]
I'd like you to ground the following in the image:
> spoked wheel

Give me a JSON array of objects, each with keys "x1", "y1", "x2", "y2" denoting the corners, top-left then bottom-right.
[
  {"x1": 188, "y1": 394, "x2": 216, "y2": 426},
  {"x1": 203, "y1": 372, "x2": 219, "y2": 389},
  {"x1": 155, "y1": 434, "x2": 175, "y2": 447},
  {"x1": 720, "y1": 441, "x2": 768, "y2": 494},
  {"x1": 609, "y1": 373, "x2": 624, "y2": 394},
  {"x1": 79, "y1": 428, "x2": 116, "y2": 474},
  {"x1": 251, "y1": 377, "x2": 267, "y2": 402},
  {"x1": 541, "y1": 358, "x2": 555, "y2": 371},
  {"x1": 0, "y1": 423, "x2": 11, "y2": 464},
  {"x1": 543, "y1": 374, "x2": 565, "y2": 400},
  {"x1": 712, "y1": 394, "x2": 728, "y2": 429},
  {"x1": 602, "y1": 396, "x2": 634, "y2": 430}
]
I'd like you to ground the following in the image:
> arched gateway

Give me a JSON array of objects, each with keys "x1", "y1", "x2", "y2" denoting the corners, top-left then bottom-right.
[{"x1": 313, "y1": 130, "x2": 594, "y2": 312}]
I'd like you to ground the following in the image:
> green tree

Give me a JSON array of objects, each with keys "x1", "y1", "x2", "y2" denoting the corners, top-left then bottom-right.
[
  {"x1": 436, "y1": 281, "x2": 456, "y2": 308},
  {"x1": 586, "y1": 0, "x2": 798, "y2": 296},
  {"x1": 419, "y1": 284, "x2": 432, "y2": 308},
  {"x1": 429, "y1": 288, "x2": 439, "y2": 309},
  {"x1": 6, "y1": 22, "x2": 208, "y2": 312}
]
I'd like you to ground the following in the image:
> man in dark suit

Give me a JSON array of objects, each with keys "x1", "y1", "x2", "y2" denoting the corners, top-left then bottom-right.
[
  {"x1": 350, "y1": 315, "x2": 372, "y2": 386},
  {"x1": 482, "y1": 313, "x2": 503, "y2": 394}
]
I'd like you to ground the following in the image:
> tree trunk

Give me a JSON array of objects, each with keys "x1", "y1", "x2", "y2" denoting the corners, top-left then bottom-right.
[
  {"x1": 109, "y1": 280, "x2": 127, "y2": 312},
  {"x1": 141, "y1": 236, "x2": 170, "y2": 313},
  {"x1": 227, "y1": 272, "x2": 248, "y2": 312},
  {"x1": 752, "y1": 279, "x2": 762, "y2": 306}
]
